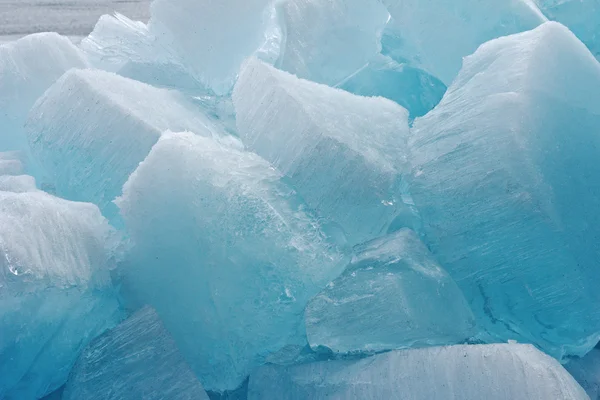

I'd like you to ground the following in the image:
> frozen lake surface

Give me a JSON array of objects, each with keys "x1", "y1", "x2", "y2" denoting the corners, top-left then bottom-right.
[{"x1": 0, "y1": 0, "x2": 151, "y2": 42}]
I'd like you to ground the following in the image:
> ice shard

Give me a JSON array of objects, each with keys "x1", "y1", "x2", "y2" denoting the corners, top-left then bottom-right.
[
  {"x1": 0, "y1": 33, "x2": 88, "y2": 152},
  {"x1": 379, "y1": 0, "x2": 546, "y2": 84},
  {"x1": 117, "y1": 131, "x2": 345, "y2": 391},
  {"x1": 233, "y1": 57, "x2": 411, "y2": 246},
  {"x1": 306, "y1": 229, "x2": 476, "y2": 354},
  {"x1": 275, "y1": 0, "x2": 388, "y2": 85},
  {"x1": 409, "y1": 22, "x2": 600, "y2": 359},
  {"x1": 63, "y1": 306, "x2": 209, "y2": 400},
  {"x1": 248, "y1": 344, "x2": 588, "y2": 400},
  {"x1": 0, "y1": 186, "x2": 121, "y2": 399},
  {"x1": 26, "y1": 69, "x2": 219, "y2": 220}
]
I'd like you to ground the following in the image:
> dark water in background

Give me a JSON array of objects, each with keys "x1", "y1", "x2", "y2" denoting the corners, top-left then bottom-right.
[{"x1": 0, "y1": 0, "x2": 151, "y2": 42}]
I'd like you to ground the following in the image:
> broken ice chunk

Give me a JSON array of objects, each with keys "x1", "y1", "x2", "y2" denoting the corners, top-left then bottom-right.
[
  {"x1": 26, "y1": 69, "x2": 224, "y2": 221},
  {"x1": 233, "y1": 57, "x2": 411, "y2": 246},
  {"x1": 63, "y1": 306, "x2": 209, "y2": 400},
  {"x1": 0, "y1": 33, "x2": 88, "y2": 152},
  {"x1": 379, "y1": 0, "x2": 546, "y2": 85},
  {"x1": 0, "y1": 188, "x2": 121, "y2": 399},
  {"x1": 410, "y1": 22, "x2": 600, "y2": 359},
  {"x1": 248, "y1": 344, "x2": 588, "y2": 400},
  {"x1": 305, "y1": 229, "x2": 476, "y2": 354},
  {"x1": 148, "y1": 0, "x2": 272, "y2": 94},
  {"x1": 116, "y1": 132, "x2": 345, "y2": 391},
  {"x1": 275, "y1": 0, "x2": 389, "y2": 85}
]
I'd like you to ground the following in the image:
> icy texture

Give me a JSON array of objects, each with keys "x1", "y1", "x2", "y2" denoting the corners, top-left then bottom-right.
[
  {"x1": 249, "y1": 344, "x2": 588, "y2": 400},
  {"x1": 0, "y1": 152, "x2": 23, "y2": 175},
  {"x1": 0, "y1": 186, "x2": 120, "y2": 399},
  {"x1": 275, "y1": 0, "x2": 388, "y2": 85},
  {"x1": 536, "y1": 0, "x2": 600, "y2": 59},
  {"x1": 567, "y1": 348, "x2": 600, "y2": 400},
  {"x1": 305, "y1": 229, "x2": 475, "y2": 354},
  {"x1": 26, "y1": 68, "x2": 217, "y2": 220},
  {"x1": 63, "y1": 306, "x2": 209, "y2": 400},
  {"x1": 80, "y1": 13, "x2": 204, "y2": 92},
  {"x1": 148, "y1": 0, "x2": 272, "y2": 94},
  {"x1": 117, "y1": 132, "x2": 345, "y2": 391},
  {"x1": 410, "y1": 22, "x2": 600, "y2": 359},
  {"x1": 0, "y1": 33, "x2": 88, "y2": 152},
  {"x1": 380, "y1": 0, "x2": 546, "y2": 84},
  {"x1": 338, "y1": 54, "x2": 446, "y2": 118},
  {"x1": 233, "y1": 57, "x2": 411, "y2": 246}
]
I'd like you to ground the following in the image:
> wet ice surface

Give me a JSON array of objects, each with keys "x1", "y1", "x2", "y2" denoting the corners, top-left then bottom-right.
[{"x1": 0, "y1": 0, "x2": 151, "y2": 41}]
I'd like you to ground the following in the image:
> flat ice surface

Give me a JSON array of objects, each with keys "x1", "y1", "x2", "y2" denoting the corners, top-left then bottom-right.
[
  {"x1": 233, "y1": 57, "x2": 411, "y2": 247},
  {"x1": 305, "y1": 229, "x2": 476, "y2": 354},
  {"x1": 0, "y1": 0, "x2": 150, "y2": 38},
  {"x1": 248, "y1": 344, "x2": 589, "y2": 400},
  {"x1": 117, "y1": 131, "x2": 345, "y2": 391},
  {"x1": 410, "y1": 22, "x2": 600, "y2": 359},
  {"x1": 63, "y1": 306, "x2": 209, "y2": 400}
]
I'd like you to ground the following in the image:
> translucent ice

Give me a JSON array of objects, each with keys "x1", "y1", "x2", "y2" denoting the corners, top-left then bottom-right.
[
  {"x1": 409, "y1": 22, "x2": 600, "y2": 359},
  {"x1": 275, "y1": 0, "x2": 389, "y2": 85},
  {"x1": 535, "y1": 0, "x2": 600, "y2": 59},
  {"x1": 338, "y1": 54, "x2": 446, "y2": 118},
  {"x1": 248, "y1": 344, "x2": 588, "y2": 400},
  {"x1": 0, "y1": 33, "x2": 88, "y2": 152},
  {"x1": 380, "y1": 0, "x2": 546, "y2": 84},
  {"x1": 117, "y1": 132, "x2": 345, "y2": 391},
  {"x1": 0, "y1": 186, "x2": 120, "y2": 399},
  {"x1": 233, "y1": 57, "x2": 411, "y2": 246},
  {"x1": 63, "y1": 306, "x2": 209, "y2": 400},
  {"x1": 567, "y1": 348, "x2": 600, "y2": 400},
  {"x1": 305, "y1": 229, "x2": 475, "y2": 354},
  {"x1": 148, "y1": 0, "x2": 272, "y2": 94},
  {"x1": 80, "y1": 13, "x2": 203, "y2": 93},
  {"x1": 0, "y1": 152, "x2": 23, "y2": 176},
  {"x1": 27, "y1": 69, "x2": 218, "y2": 220}
]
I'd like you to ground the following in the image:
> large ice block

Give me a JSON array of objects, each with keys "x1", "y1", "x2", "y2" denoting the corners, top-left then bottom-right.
[
  {"x1": 26, "y1": 68, "x2": 219, "y2": 220},
  {"x1": 116, "y1": 132, "x2": 345, "y2": 391},
  {"x1": 380, "y1": 0, "x2": 546, "y2": 85},
  {"x1": 338, "y1": 54, "x2": 446, "y2": 118},
  {"x1": 306, "y1": 229, "x2": 475, "y2": 354},
  {"x1": 275, "y1": 0, "x2": 388, "y2": 85},
  {"x1": 0, "y1": 33, "x2": 88, "y2": 152},
  {"x1": 80, "y1": 13, "x2": 204, "y2": 93},
  {"x1": 409, "y1": 22, "x2": 600, "y2": 359},
  {"x1": 233, "y1": 57, "x2": 411, "y2": 246},
  {"x1": 0, "y1": 187, "x2": 121, "y2": 399},
  {"x1": 248, "y1": 344, "x2": 589, "y2": 400},
  {"x1": 567, "y1": 348, "x2": 600, "y2": 400},
  {"x1": 63, "y1": 306, "x2": 209, "y2": 400},
  {"x1": 535, "y1": 0, "x2": 600, "y2": 59},
  {"x1": 148, "y1": 0, "x2": 272, "y2": 94}
]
